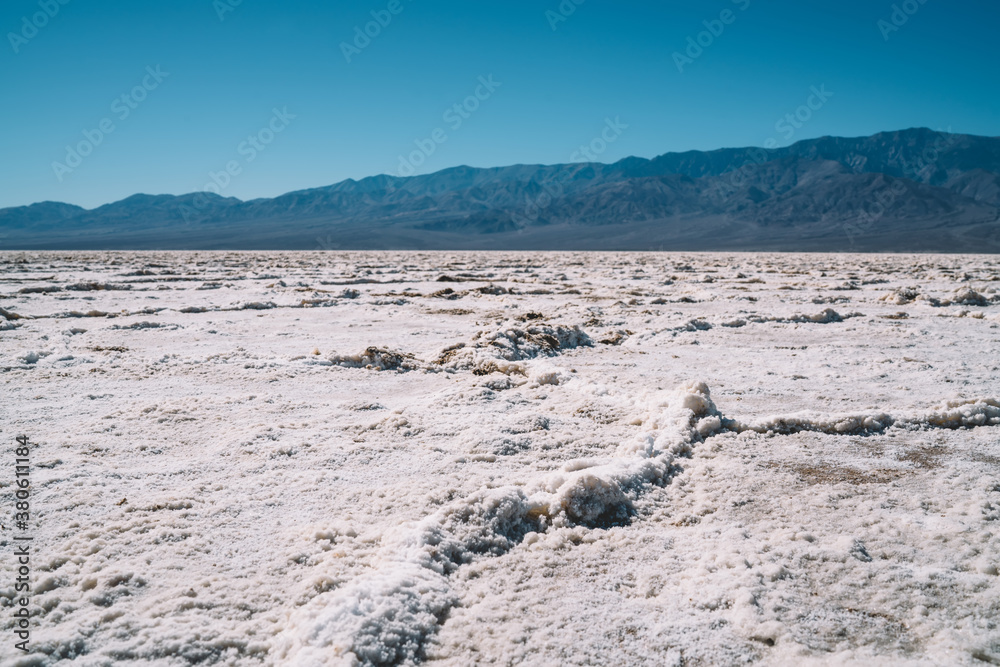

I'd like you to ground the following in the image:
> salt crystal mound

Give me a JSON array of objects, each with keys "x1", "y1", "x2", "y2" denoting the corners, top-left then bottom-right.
[
  {"x1": 438, "y1": 320, "x2": 592, "y2": 372},
  {"x1": 329, "y1": 347, "x2": 419, "y2": 372},
  {"x1": 746, "y1": 308, "x2": 865, "y2": 325},
  {"x1": 274, "y1": 381, "x2": 721, "y2": 666},
  {"x1": 235, "y1": 301, "x2": 277, "y2": 311},
  {"x1": 723, "y1": 397, "x2": 1000, "y2": 435},
  {"x1": 272, "y1": 566, "x2": 455, "y2": 667},
  {"x1": 880, "y1": 286, "x2": 995, "y2": 307},
  {"x1": 110, "y1": 321, "x2": 169, "y2": 330},
  {"x1": 951, "y1": 286, "x2": 992, "y2": 307},
  {"x1": 919, "y1": 397, "x2": 1000, "y2": 429},
  {"x1": 328, "y1": 321, "x2": 593, "y2": 375},
  {"x1": 0, "y1": 306, "x2": 25, "y2": 330},
  {"x1": 64, "y1": 281, "x2": 133, "y2": 291},
  {"x1": 880, "y1": 286, "x2": 923, "y2": 305},
  {"x1": 685, "y1": 309, "x2": 864, "y2": 333},
  {"x1": 19, "y1": 350, "x2": 41, "y2": 364}
]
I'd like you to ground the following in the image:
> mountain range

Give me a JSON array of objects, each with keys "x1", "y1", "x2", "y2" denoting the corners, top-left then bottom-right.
[{"x1": 3, "y1": 128, "x2": 999, "y2": 252}]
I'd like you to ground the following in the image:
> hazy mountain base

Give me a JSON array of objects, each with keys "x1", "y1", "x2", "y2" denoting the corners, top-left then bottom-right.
[
  {"x1": 4, "y1": 214, "x2": 1000, "y2": 253},
  {"x1": 1, "y1": 251, "x2": 999, "y2": 666}
]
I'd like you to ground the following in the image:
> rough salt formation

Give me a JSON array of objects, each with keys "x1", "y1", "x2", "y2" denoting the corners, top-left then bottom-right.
[{"x1": 1, "y1": 251, "x2": 999, "y2": 666}]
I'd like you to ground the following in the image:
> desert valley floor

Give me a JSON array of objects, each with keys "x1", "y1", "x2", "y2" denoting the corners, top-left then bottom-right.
[{"x1": 1, "y1": 251, "x2": 999, "y2": 666}]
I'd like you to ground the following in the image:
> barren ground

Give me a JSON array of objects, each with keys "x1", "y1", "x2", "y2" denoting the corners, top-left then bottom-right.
[{"x1": 1, "y1": 251, "x2": 999, "y2": 666}]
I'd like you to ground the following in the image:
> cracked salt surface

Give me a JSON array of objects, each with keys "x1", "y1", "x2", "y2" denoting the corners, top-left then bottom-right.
[{"x1": 1, "y1": 251, "x2": 999, "y2": 666}]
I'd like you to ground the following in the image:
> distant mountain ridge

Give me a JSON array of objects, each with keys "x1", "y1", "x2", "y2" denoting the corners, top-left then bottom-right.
[{"x1": 3, "y1": 128, "x2": 999, "y2": 251}]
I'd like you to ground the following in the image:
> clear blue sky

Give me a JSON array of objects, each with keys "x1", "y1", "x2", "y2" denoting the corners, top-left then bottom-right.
[{"x1": 1, "y1": 0, "x2": 997, "y2": 209}]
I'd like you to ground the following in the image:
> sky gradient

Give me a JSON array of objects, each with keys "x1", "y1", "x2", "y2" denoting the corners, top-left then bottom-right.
[{"x1": 1, "y1": 0, "x2": 997, "y2": 209}]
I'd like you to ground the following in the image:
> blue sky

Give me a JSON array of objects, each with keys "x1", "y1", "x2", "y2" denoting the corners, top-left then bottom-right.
[{"x1": 1, "y1": 0, "x2": 997, "y2": 209}]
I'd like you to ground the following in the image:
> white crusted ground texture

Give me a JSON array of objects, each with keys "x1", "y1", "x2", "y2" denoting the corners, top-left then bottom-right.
[{"x1": 1, "y1": 251, "x2": 999, "y2": 666}]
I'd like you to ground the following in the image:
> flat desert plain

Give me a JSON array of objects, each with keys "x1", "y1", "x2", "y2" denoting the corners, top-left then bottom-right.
[{"x1": 1, "y1": 251, "x2": 999, "y2": 666}]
